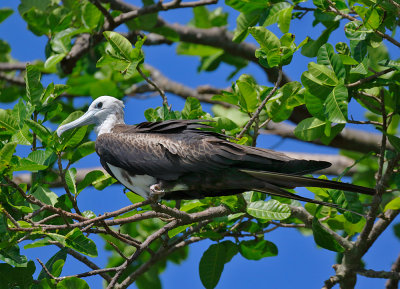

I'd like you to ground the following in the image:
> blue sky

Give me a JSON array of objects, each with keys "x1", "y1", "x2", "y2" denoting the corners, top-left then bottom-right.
[{"x1": 1, "y1": 1, "x2": 399, "y2": 288}]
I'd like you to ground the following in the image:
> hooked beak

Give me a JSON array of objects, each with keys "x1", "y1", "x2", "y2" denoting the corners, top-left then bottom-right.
[{"x1": 57, "y1": 110, "x2": 96, "y2": 137}]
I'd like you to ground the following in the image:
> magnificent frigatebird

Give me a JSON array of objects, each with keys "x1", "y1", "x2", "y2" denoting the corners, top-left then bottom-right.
[{"x1": 57, "y1": 96, "x2": 375, "y2": 208}]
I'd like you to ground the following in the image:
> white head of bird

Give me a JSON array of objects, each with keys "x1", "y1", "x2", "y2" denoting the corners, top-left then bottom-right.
[{"x1": 56, "y1": 96, "x2": 125, "y2": 137}]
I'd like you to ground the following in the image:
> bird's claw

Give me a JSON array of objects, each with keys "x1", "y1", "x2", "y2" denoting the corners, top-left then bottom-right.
[{"x1": 149, "y1": 184, "x2": 165, "y2": 202}]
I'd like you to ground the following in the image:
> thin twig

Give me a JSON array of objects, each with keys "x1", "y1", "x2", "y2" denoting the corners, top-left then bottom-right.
[
  {"x1": 89, "y1": 0, "x2": 116, "y2": 26},
  {"x1": 137, "y1": 66, "x2": 169, "y2": 108},
  {"x1": 237, "y1": 67, "x2": 283, "y2": 139},
  {"x1": 2, "y1": 209, "x2": 20, "y2": 228},
  {"x1": 107, "y1": 240, "x2": 129, "y2": 260},
  {"x1": 57, "y1": 154, "x2": 82, "y2": 215},
  {"x1": 346, "y1": 68, "x2": 395, "y2": 88},
  {"x1": 50, "y1": 241, "x2": 113, "y2": 282},
  {"x1": 326, "y1": 0, "x2": 400, "y2": 48},
  {"x1": 37, "y1": 258, "x2": 58, "y2": 281},
  {"x1": 347, "y1": 120, "x2": 382, "y2": 126}
]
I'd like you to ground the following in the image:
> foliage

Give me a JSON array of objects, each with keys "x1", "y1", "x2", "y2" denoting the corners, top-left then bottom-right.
[{"x1": 0, "y1": 0, "x2": 399, "y2": 289}]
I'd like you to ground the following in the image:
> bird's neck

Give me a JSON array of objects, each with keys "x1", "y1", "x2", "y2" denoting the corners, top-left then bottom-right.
[{"x1": 95, "y1": 113, "x2": 125, "y2": 136}]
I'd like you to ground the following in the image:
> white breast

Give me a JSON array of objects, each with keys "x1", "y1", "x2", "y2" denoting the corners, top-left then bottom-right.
[{"x1": 107, "y1": 163, "x2": 157, "y2": 199}]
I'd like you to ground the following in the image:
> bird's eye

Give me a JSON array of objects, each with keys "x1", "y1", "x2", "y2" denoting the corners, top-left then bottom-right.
[{"x1": 96, "y1": 102, "x2": 103, "y2": 109}]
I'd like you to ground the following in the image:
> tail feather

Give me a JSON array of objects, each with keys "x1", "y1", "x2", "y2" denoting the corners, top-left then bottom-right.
[{"x1": 241, "y1": 169, "x2": 375, "y2": 195}]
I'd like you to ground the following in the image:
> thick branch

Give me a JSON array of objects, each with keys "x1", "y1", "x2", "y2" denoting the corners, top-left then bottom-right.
[
  {"x1": 386, "y1": 253, "x2": 400, "y2": 289},
  {"x1": 357, "y1": 268, "x2": 400, "y2": 280}
]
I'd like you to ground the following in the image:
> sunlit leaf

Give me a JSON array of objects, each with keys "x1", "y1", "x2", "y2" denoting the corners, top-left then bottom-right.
[
  {"x1": 65, "y1": 228, "x2": 98, "y2": 257},
  {"x1": 247, "y1": 200, "x2": 291, "y2": 220},
  {"x1": 294, "y1": 117, "x2": 326, "y2": 141}
]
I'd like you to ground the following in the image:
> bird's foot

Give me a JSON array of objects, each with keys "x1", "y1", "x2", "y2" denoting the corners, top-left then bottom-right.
[{"x1": 149, "y1": 184, "x2": 165, "y2": 202}]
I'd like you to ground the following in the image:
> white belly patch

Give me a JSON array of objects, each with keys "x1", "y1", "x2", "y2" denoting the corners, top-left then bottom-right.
[{"x1": 107, "y1": 163, "x2": 157, "y2": 199}]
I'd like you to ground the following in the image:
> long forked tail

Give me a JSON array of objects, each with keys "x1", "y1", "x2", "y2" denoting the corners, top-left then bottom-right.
[{"x1": 241, "y1": 169, "x2": 376, "y2": 195}]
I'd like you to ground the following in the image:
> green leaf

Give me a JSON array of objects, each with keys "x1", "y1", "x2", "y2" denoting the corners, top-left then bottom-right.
[
  {"x1": 0, "y1": 245, "x2": 28, "y2": 266},
  {"x1": 0, "y1": 109, "x2": 18, "y2": 132},
  {"x1": 25, "y1": 64, "x2": 44, "y2": 105},
  {"x1": 18, "y1": 0, "x2": 51, "y2": 14},
  {"x1": 65, "y1": 228, "x2": 98, "y2": 257},
  {"x1": 182, "y1": 97, "x2": 206, "y2": 119},
  {"x1": 233, "y1": 12, "x2": 260, "y2": 42},
  {"x1": 261, "y1": 2, "x2": 291, "y2": 26},
  {"x1": 199, "y1": 243, "x2": 226, "y2": 289},
  {"x1": 277, "y1": 6, "x2": 293, "y2": 33},
  {"x1": 378, "y1": 59, "x2": 400, "y2": 71},
  {"x1": 308, "y1": 62, "x2": 338, "y2": 86},
  {"x1": 267, "y1": 81, "x2": 301, "y2": 122},
  {"x1": 65, "y1": 168, "x2": 77, "y2": 195},
  {"x1": 103, "y1": 31, "x2": 133, "y2": 60},
  {"x1": 0, "y1": 8, "x2": 13, "y2": 24},
  {"x1": 304, "y1": 91, "x2": 324, "y2": 119},
  {"x1": 312, "y1": 218, "x2": 345, "y2": 252},
  {"x1": 32, "y1": 186, "x2": 58, "y2": 206},
  {"x1": 180, "y1": 200, "x2": 206, "y2": 212},
  {"x1": 70, "y1": 141, "x2": 95, "y2": 163},
  {"x1": 249, "y1": 26, "x2": 280, "y2": 52},
  {"x1": 323, "y1": 84, "x2": 348, "y2": 123},
  {"x1": 44, "y1": 53, "x2": 66, "y2": 69},
  {"x1": 350, "y1": 40, "x2": 367, "y2": 63},
  {"x1": 329, "y1": 190, "x2": 363, "y2": 223},
  {"x1": 82, "y1": 1, "x2": 103, "y2": 30},
  {"x1": 239, "y1": 239, "x2": 278, "y2": 260},
  {"x1": 12, "y1": 98, "x2": 33, "y2": 129},
  {"x1": 317, "y1": 44, "x2": 345, "y2": 80},
  {"x1": 387, "y1": 134, "x2": 400, "y2": 152},
  {"x1": 57, "y1": 277, "x2": 89, "y2": 289},
  {"x1": 236, "y1": 80, "x2": 259, "y2": 112},
  {"x1": 0, "y1": 142, "x2": 17, "y2": 164},
  {"x1": 385, "y1": 197, "x2": 400, "y2": 212},
  {"x1": 11, "y1": 125, "x2": 32, "y2": 145},
  {"x1": 345, "y1": 20, "x2": 372, "y2": 40},
  {"x1": 294, "y1": 117, "x2": 326, "y2": 141},
  {"x1": 339, "y1": 54, "x2": 359, "y2": 65},
  {"x1": 136, "y1": 267, "x2": 161, "y2": 289},
  {"x1": 25, "y1": 119, "x2": 51, "y2": 144},
  {"x1": 301, "y1": 71, "x2": 334, "y2": 99},
  {"x1": 51, "y1": 28, "x2": 88, "y2": 54},
  {"x1": 77, "y1": 170, "x2": 105, "y2": 193},
  {"x1": 225, "y1": 0, "x2": 268, "y2": 13},
  {"x1": 247, "y1": 199, "x2": 291, "y2": 220},
  {"x1": 15, "y1": 149, "x2": 56, "y2": 171},
  {"x1": 168, "y1": 225, "x2": 191, "y2": 238},
  {"x1": 38, "y1": 249, "x2": 67, "y2": 280},
  {"x1": 0, "y1": 260, "x2": 35, "y2": 287}
]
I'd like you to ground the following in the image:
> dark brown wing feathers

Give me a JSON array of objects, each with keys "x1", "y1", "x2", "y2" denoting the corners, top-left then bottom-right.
[{"x1": 95, "y1": 120, "x2": 374, "y2": 201}]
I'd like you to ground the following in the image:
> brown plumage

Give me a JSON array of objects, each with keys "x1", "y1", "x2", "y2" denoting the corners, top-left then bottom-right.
[
  {"x1": 56, "y1": 96, "x2": 375, "y2": 211},
  {"x1": 96, "y1": 120, "x2": 375, "y2": 206}
]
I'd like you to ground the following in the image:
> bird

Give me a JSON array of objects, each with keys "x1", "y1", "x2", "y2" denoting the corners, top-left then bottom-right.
[{"x1": 56, "y1": 96, "x2": 375, "y2": 210}]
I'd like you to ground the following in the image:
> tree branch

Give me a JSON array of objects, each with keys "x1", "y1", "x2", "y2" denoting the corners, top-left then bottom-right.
[
  {"x1": 386, "y1": 253, "x2": 400, "y2": 289},
  {"x1": 346, "y1": 68, "x2": 396, "y2": 88},
  {"x1": 327, "y1": 0, "x2": 400, "y2": 48},
  {"x1": 237, "y1": 67, "x2": 282, "y2": 139},
  {"x1": 137, "y1": 66, "x2": 168, "y2": 107},
  {"x1": 357, "y1": 268, "x2": 400, "y2": 280}
]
